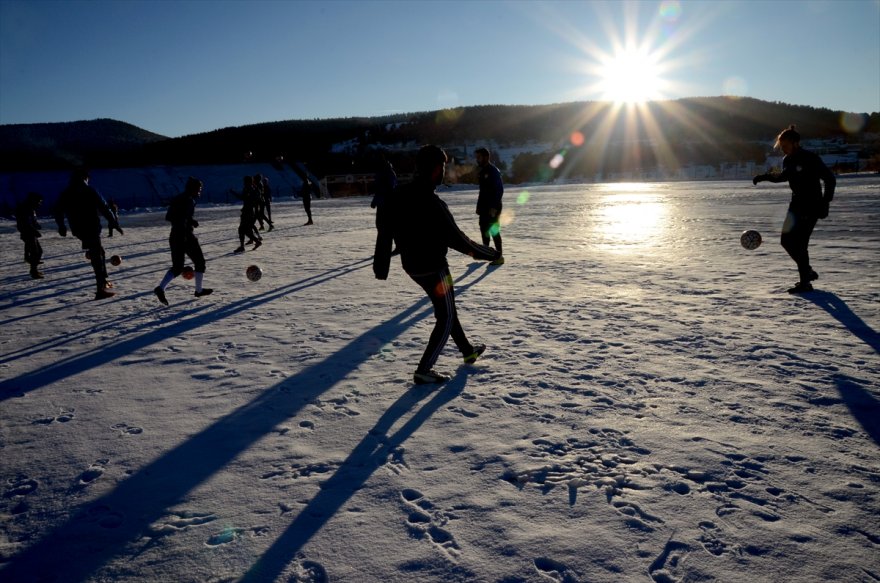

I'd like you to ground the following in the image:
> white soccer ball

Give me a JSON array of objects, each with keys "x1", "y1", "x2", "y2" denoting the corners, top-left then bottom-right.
[{"x1": 740, "y1": 230, "x2": 762, "y2": 250}]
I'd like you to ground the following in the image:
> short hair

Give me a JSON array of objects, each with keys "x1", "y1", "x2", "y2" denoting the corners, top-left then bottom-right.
[
  {"x1": 775, "y1": 125, "x2": 800, "y2": 148},
  {"x1": 415, "y1": 144, "x2": 448, "y2": 175},
  {"x1": 185, "y1": 177, "x2": 203, "y2": 192},
  {"x1": 474, "y1": 147, "x2": 490, "y2": 156}
]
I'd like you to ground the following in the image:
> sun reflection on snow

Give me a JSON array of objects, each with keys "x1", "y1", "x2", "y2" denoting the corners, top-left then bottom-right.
[{"x1": 595, "y1": 184, "x2": 668, "y2": 252}]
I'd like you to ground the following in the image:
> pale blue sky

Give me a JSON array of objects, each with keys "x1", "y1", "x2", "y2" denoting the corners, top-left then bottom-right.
[{"x1": 1, "y1": 0, "x2": 878, "y2": 138}]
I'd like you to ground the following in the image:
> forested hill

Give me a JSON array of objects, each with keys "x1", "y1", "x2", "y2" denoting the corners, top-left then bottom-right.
[
  {"x1": 2, "y1": 97, "x2": 877, "y2": 174},
  {"x1": 0, "y1": 119, "x2": 167, "y2": 171}
]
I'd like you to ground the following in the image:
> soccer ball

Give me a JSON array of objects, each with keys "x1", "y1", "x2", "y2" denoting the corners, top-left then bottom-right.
[
  {"x1": 109, "y1": 255, "x2": 122, "y2": 266},
  {"x1": 182, "y1": 265, "x2": 195, "y2": 280},
  {"x1": 740, "y1": 230, "x2": 762, "y2": 250},
  {"x1": 246, "y1": 265, "x2": 262, "y2": 282}
]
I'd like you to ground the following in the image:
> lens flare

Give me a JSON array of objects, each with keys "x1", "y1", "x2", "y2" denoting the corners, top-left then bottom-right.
[
  {"x1": 840, "y1": 112, "x2": 867, "y2": 133},
  {"x1": 722, "y1": 76, "x2": 748, "y2": 98},
  {"x1": 570, "y1": 131, "x2": 585, "y2": 146},
  {"x1": 659, "y1": 0, "x2": 682, "y2": 21},
  {"x1": 517, "y1": 190, "x2": 531, "y2": 205},
  {"x1": 550, "y1": 153, "x2": 565, "y2": 169}
]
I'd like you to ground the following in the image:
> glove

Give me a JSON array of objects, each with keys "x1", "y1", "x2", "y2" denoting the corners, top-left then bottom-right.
[
  {"x1": 58, "y1": 227, "x2": 67, "y2": 237},
  {"x1": 818, "y1": 200, "x2": 829, "y2": 219}
]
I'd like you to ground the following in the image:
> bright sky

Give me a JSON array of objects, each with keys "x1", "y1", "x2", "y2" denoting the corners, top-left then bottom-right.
[{"x1": 1, "y1": 0, "x2": 878, "y2": 138}]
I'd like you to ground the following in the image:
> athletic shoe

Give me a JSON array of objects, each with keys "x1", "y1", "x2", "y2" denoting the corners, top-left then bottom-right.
[
  {"x1": 304, "y1": 220, "x2": 314, "y2": 226},
  {"x1": 154, "y1": 286, "x2": 168, "y2": 305},
  {"x1": 413, "y1": 369, "x2": 451, "y2": 385},
  {"x1": 104, "y1": 281, "x2": 114, "y2": 289},
  {"x1": 809, "y1": 270, "x2": 819, "y2": 281},
  {"x1": 194, "y1": 288, "x2": 213, "y2": 298},
  {"x1": 490, "y1": 256, "x2": 505, "y2": 266},
  {"x1": 30, "y1": 269, "x2": 44, "y2": 279},
  {"x1": 267, "y1": 224, "x2": 274, "y2": 232},
  {"x1": 233, "y1": 246, "x2": 245, "y2": 254},
  {"x1": 252, "y1": 240, "x2": 262, "y2": 250},
  {"x1": 95, "y1": 289, "x2": 115, "y2": 300},
  {"x1": 788, "y1": 281, "x2": 814, "y2": 294},
  {"x1": 463, "y1": 344, "x2": 486, "y2": 364}
]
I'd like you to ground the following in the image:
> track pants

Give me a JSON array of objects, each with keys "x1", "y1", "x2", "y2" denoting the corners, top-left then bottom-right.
[
  {"x1": 80, "y1": 236, "x2": 108, "y2": 290},
  {"x1": 781, "y1": 210, "x2": 818, "y2": 284},
  {"x1": 479, "y1": 213, "x2": 502, "y2": 255},
  {"x1": 410, "y1": 268, "x2": 472, "y2": 373}
]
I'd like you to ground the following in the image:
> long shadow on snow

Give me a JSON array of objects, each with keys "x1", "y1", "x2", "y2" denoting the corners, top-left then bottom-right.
[
  {"x1": 1, "y1": 263, "x2": 491, "y2": 582},
  {"x1": 0, "y1": 256, "x2": 373, "y2": 400},
  {"x1": 243, "y1": 371, "x2": 478, "y2": 582},
  {"x1": 804, "y1": 291, "x2": 880, "y2": 354},
  {"x1": 833, "y1": 374, "x2": 880, "y2": 447}
]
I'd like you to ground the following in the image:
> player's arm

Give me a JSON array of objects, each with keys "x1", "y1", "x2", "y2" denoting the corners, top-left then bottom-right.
[
  {"x1": 818, "y1": 158, "x2": 836, "y2": 202},
  {"x1": 53, "y1": 197, "x2": 68, "y2": 236},
  {"x1": 373, "y1": 204, "x2": 393, "y2": 280},
  {"x1": 752, "y1": 171, "x2": 787, "y2": 185},
  {"x1": 441, "y1": 203, "x2": 498, "y2": 261}
]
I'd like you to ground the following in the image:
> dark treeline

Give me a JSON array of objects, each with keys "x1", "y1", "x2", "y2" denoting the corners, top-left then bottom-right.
[{"x1": 2, "y1": 97, "x2": 878, "y2": 178}]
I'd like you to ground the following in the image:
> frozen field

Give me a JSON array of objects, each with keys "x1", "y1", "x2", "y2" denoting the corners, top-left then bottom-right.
[{"x1": 1, "y1": 177, "x2": 878, "y2": 582}]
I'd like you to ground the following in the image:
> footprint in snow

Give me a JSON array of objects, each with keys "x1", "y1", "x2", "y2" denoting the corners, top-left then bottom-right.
[
  {"x1": 206, "y1": 527, "x2": 245, "y2": 546},
  {"x1": 111, "y1": 422, "x2": 143, "y2": 435},
  {"x1": 400, "y1": 489, "x2": 461, "y2": 559},
  {"x1": 648, "y1": 539, "x2": 691, "y2": 583},
  {"x1": 32, "y1": 408, "x2": 75, "y2": 425},
  {"x1": 534, "y1": 556, "x2": 579, "y2": 582},
  {"x1": 77, "y1": 459, "x2": 109, "y2": 486}
]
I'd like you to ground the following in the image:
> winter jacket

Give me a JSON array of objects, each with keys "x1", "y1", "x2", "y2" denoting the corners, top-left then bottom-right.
[
  {"x1": 374, "y1": 176, "x2": 497, "y2": 279},
  {"x1": 165, "y1": 192, "x2": 198, "y2": 239},
  {"x1": 476, "y1": 162, "x2": 504, "y2": 215},
  {"x1": 54, "y1": 180, "x2": 116, "y2": 240},
  {"x1": 761, "y1": 148, "x2": 836, "y2": 216},
  {"x1": 15, "y1": 200, "x2": 41, "y2": 240}
]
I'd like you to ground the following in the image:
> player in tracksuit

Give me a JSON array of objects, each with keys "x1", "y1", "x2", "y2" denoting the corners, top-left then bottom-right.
[
  {"x1": 153, "y1": 177, "x2": 213, "y2": 305},
  {"x1": 54, "y1": 168, "x2": 123, "y2": 300},
  {"x1": 475, "y1": 147, "x2": 505, "y2": 265},
  {"x1": 374, "y1": 145, "x2": 500, "y2": 384},
  {"x1": 16, "y1": 192, "x2": 45, "y2": 279},
  {"x1": 752, "y1": 125, "x2": 836, "y2": 294},
  {"x1": 234, "y1": 175, "x2": 262, "y2": 253}
]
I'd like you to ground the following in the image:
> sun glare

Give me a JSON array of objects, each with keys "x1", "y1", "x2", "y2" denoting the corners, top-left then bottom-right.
[{"x1": 599, "y1": 49, "x2": 663, "y2": 104}]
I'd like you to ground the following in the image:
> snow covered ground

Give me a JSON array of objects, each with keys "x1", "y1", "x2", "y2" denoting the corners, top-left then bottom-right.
[{"x1": 1, "y1": 177, "x2": 878, "y2": 583}]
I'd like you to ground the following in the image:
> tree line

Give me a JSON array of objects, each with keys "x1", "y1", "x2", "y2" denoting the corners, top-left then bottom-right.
[{"x1": 2, "y1": 97, "x2": 877, "y2": 179}]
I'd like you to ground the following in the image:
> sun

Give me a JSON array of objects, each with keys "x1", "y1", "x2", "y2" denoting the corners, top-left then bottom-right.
[{"x1": 598, "y1": 48, "x2": 663, "y2": 104}]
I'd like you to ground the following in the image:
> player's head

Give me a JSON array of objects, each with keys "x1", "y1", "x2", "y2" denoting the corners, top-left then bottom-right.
[
  {"x1": 26, "y1": 192, "x2": 43, "y2": 207},
  {"x1": 70, "y1": 167, "x2": 90, "y2": 184},
  {"x1": 475, "y1": 147, "x2": 490, "y2": 166},
  {"x1": 416, "y1": 145, "x2": 447, "y2": 185},
  {"x1": 185, "y1": 177, "x2": 203, "y2": 197},
  {"x1": 775, "y1": 125, "x2": 800, "y2": 155}
]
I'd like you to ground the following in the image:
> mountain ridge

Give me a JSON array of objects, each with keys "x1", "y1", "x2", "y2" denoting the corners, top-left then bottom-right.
[{"x1": 2, "y1": 97, "x2": 877, "y2": 175}]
